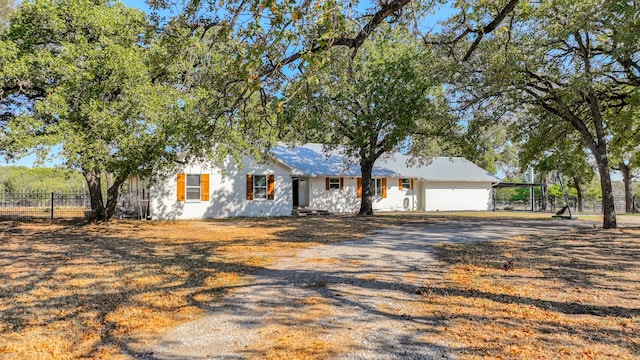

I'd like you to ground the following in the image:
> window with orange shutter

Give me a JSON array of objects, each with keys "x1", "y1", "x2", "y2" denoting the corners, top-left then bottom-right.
[
  {"x1": 177, "y1": 173, "x2": 208, "y2": 202},
  {"x1": 185, "y1": 174, "x2": 201, "y2": 200},
  {"x1": 327, "y1": 177, "x2": 340, "y2": 190},
  {"x1": 248, "y1": 174, "x2": 275, "y2": 200},
  {"x1": 400, "y1": 178, "x2": 411, "y2": 190},
  {"x1": 370, "y1": 178, "x2": 382, "y2": 197}
]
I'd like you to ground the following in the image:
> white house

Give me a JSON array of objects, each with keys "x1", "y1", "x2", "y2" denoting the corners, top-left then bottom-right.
[{"x1": 145, "y1": 144, "x2": 500, "y2": 220}]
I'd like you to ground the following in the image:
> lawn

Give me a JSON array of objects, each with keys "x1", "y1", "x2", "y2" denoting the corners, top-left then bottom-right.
[{"x1": 0, "y1": 213, "x2": 638, "y2": 359}]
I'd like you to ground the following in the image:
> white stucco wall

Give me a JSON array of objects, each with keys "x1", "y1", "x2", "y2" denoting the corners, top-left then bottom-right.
[
  {"x1": 307, "y1": 177, "x2": 359, "y2": 213},
  {"x1": 306, "y1": 176, "x2": 419, "y2": 213},
  {"x1": 373, "y1": 177, "x2": 419, "y2": 212},
  {"x1": 423, "y1": 181, "x2": 494, "y2": 212},
  {"x1": 150, "y1": 157, "x2": 292, "y2": 219}
]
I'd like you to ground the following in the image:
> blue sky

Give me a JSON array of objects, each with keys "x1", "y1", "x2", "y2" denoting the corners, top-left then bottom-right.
[{"x1": 122, "y1": 0, "x2": 151, "y2": 11}]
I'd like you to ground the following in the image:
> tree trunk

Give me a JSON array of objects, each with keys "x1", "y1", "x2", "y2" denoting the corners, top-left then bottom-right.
[
  {"x1": 572, "y1": 123, "x2": 616, "y2": 227},
  {"x1": 594, "y1": 149, "x2": 617, "y2": 229},
  {"x1": 620, "y1": 161, "x2": 633, "y2": 214},
  {"x1": 84, "y1": 170, "x2": 105, "y2": 222},
  {"x1": 358, "y1": 159, "x2": 375, "y2": 216},
  {"x1": 568, "y1": 32, "x2": 616, "y2": 228},
  {"x1": 104, "y1": 175, "x2": 127, "y2": 222},
  {"x1": 573, "y1": 177, "x2": 584, "y2": 213},
  {"x1": 541, "y1": 176, "x2": 548, "y2": 211}
]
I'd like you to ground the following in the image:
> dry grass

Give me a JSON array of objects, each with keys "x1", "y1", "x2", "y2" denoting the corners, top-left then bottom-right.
[
  {"x1": 1, "y1": 213, "x2": 639, "y2": 360},
  {"x1": 418, "y1": 228, "x2": 640, "y2": 359},
  {"x1": 0, "y1": 216, "x2": 385, "y2": 360}
]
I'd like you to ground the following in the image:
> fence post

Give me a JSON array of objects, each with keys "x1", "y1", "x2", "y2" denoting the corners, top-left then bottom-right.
[{"x1": 51, "y1": 192, "x2": 54, "y2": 220}]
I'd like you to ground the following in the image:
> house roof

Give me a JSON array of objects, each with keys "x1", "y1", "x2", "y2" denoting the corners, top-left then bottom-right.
[{"x1": 270, "y1": 144, "x2": 500, "y2": 183}]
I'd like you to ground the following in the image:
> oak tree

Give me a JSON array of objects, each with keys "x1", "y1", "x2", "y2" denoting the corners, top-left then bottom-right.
[
  {"x1": 453, "y1": 0, "x2": 640, "y2": 228},
  {"x1": 0, "y1": 0, "x2": 181, "y2": 221},
  {"x1": 280, "y1": 28, "x2": 456, "y2": 215}
]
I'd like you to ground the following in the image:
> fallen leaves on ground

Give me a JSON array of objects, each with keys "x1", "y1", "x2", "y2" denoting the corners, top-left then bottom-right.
[
  {"x1": 0, "y1": 217, "x2": 380, "y2": 359},
  {"x1": 2, "y1": 214, "x2": 639, "y2": 360},
  {"x1": 417, "y1": 228, "x2": 640, "y2": 359}
]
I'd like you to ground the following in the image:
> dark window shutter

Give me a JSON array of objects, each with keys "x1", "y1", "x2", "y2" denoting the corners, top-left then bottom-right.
[{"x1": 246, "y1": 175, "x2": 254, "y2": 200}]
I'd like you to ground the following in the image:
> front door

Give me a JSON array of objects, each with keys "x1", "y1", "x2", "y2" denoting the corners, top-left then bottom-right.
[{"x1": 292, "y1": 178, "x2": 299, "y2": 207}]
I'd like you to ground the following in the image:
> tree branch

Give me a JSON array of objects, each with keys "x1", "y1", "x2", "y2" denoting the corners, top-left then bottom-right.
[
  {"x1": 260, "y1": 0, "x2": 411, "y2": 77},
  {"x1": 462, "y1": 0, "x2": 520, "y2": 61}
]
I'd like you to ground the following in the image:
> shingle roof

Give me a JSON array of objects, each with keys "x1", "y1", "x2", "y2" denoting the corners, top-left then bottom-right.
[{"x1": 271, "y1": 144, "x2": 499, "y2": 183}]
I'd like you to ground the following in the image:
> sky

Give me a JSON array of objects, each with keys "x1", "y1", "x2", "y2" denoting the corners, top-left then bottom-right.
[{"x1": 122, "y1": 0, "x2": 151, "y2": 11}]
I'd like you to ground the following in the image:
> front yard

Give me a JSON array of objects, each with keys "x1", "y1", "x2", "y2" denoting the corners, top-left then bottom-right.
[{"x1": 0, "y1": 213, "x2": 638, "y2": 359}]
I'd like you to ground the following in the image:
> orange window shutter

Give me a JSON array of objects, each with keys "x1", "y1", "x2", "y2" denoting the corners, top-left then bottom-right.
[
  {"x1": 201, "y1": 174, "x2": 210, "y2": 201},
  {"x1": 398, "y1": 178, "x2": 403, "y2": 189},
  {"x1": 325, "y1": 177, "x2": 330, "y2": 190},
  {"x1": 246, "y1": 175, "x2": 254, "y2": 200},
  {"x1": 267, "y1": 175, "x2": 275, "y2": 200},
  {"x1": 381, "y1": 178, "x2": 387, "y2": 198},
  {"x1": 340, "y1": 177, "x2": 344, "y2": 190},
  {"x1": 176, "y1": 173, "x2": 185, "y2": 201},
  {"x1": 357, "y1": 178, "x2": 362, "y2": 198},
  {"x1": 410, "y1": 178, "x2": 414, "y2": 190}
]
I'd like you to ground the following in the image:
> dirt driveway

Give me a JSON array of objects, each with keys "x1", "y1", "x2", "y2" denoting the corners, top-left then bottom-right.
[{"x1": 148, "y1": 218, "x2": 594, "y2": 359}]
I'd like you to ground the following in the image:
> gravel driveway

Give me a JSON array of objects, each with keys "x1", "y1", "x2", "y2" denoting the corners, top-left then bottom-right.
[{"x1": 148, "y1": 218, "x2": 592, "y2": 359}]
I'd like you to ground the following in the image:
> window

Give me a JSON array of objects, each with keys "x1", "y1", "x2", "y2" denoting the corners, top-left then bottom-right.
[
  {"x1": 371, "y1": 178, "x2": 382, "y2": 197},
  {"x1": 246, "y1": 174, "x2": 275, "y2": 200},
  {"x1": 326, "y1": 177, "x2": 343, "y2": 190},
  {"x1": 186, "y1": 174, "x2": 201, "y2": 200},
  {"x1": 254, "y1": 175, "x2": 268, "y2": 199},
  {"x1": 401, "y1": 178, "x2": 411, "y2": 190},
  {"x1": 177, "y1": 173, "x2": 209, "y2": 202},
  {"x1": 357, "y1": 177, "x2": 386, "y2": 198}
]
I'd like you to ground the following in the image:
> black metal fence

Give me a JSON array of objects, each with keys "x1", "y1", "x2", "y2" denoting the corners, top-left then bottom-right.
[
  {"x1": 0, "y1": 189, "x2": 151, "y2": 220},
  {"x1": 493, "y1": 193, "x2": 639, "y2": 214},
  {"x1": 0, "y1": 190, "x2": 90, "y2": 219}
]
